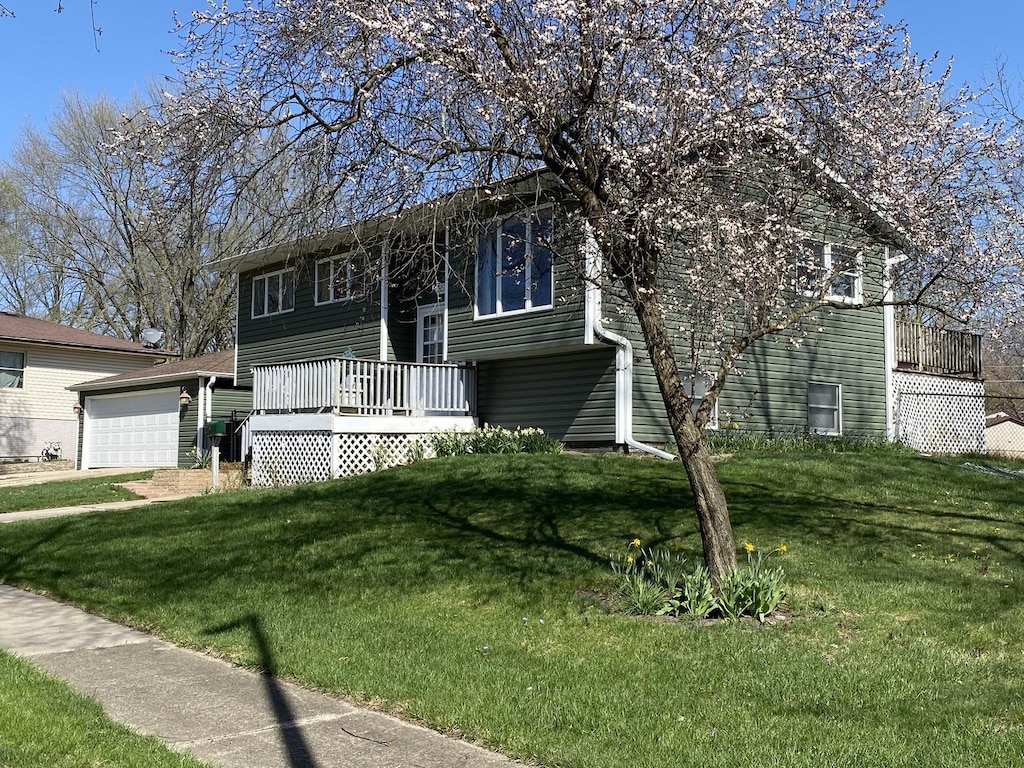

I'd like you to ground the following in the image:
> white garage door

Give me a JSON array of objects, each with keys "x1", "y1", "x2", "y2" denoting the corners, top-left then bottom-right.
[{"x1": 83, "y1": 389, "x2": 180, "y2": 468}]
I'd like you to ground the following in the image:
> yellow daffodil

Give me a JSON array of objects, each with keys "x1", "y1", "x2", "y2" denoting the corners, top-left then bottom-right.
[
  {"x1": 626, "y1": 555, "x2": 634, "y2": 564},
  {"x1": 631, "y1": 538, "x2": 642, "y2": 548},
  {"x1": 743, "y1": 541, "x2": 756, "y2": 553},
  {"x1": 779, "y1": 543, "x2": 788, "y2": 554}
]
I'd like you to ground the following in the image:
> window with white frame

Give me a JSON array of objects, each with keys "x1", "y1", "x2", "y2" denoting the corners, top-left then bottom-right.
[
  {"x1": 252, "y1": 268, "x2": 295, "y2": 318},
  {"x1": 797, "y1": 242, "x2": 862, "y2": 303},
  {"x1": 476, "y1": 208, "x2": 554, "y2": 317},
  {"x1": 685, "y1": 373, "x2": 719, "y2": 430},
  {"x1": 315, "y1": 253, "x2": 361, "y2": 305},
  {"x1": 0, "y1": 350, "x2": 25, "y2": 388},
  {"x1": 807, "y1": 382, "x2": 841, "y2": 435}
]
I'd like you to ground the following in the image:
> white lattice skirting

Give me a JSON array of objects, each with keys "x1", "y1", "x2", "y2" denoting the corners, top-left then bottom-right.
[
  {"x1": 250, "y1": 429, "x2": 434, "y2": 486},
  {"x1": 251, "y1": 431, "x2": 334, "y2": 486},
  {"x1": 893, "y1": 371, "x2": 985, "y2": 455}
]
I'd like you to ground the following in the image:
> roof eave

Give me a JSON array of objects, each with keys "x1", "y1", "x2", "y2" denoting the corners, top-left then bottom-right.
[
  {"x1": 69, "y1": 368, "x2": 233, "y2": 392},
  {"x1": 0, "y1": 337, "x2": 174, "y2": 357}
]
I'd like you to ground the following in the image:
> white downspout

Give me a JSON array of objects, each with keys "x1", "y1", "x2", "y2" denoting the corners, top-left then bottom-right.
[
  {"x1": 379, "y1": 249, "x2": 390, "y2": 361},
  {"x1": 198, "y1": 375, "x2": 218, "y2": 450},
  {"x1": 883, "y1": 249, "x2": 908, "y2": 441},
  {"x1": 196, "y1": 377, "x2": 206, "y2": 451},
  {"x1": 584, "y1": 226, "x2": 675, "y2": 461},
  {"x1": 206, "y1": 376, "x2": 217, "y2": 422}
]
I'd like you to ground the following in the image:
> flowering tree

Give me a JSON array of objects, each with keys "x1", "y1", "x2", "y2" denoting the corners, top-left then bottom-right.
[{"x1": 159, "y1": 0, "x2": 1021, "y2": 581}]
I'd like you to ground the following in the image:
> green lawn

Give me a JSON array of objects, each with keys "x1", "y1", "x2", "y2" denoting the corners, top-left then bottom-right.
[
  {"x1": 0, "y1": 472, "x2": 152, "y2": 514},
  {"x1": 0, "y1": 649, "x2": 210, "y2": 767},
  {"x1": 1, "y1": 451, "x2": 1022, "y2": 767}
]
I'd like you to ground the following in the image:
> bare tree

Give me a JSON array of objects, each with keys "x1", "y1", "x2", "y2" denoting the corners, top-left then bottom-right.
[
  {"x1": 156, "y1": 0, "x2": 1022, "y2": 580},
  {"x1": 2, "y1": 89, "x2": 299, "y2": 356}
]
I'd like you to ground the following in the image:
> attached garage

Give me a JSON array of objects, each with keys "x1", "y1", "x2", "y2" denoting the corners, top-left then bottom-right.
[
  {"x1": 82, "y1": 389, "x2": 180, "y2": 468},
  {"x1": 70, "y1": 350, "x2": 252, "y2": 470}
]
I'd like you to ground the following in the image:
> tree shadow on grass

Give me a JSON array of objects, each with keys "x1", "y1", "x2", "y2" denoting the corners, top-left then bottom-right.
[
  {"x1": 2, "y1": 452, "x2": 1021, "y2": 628},
  {"x1": 0, "y1": 520, "x2": 73, "y2": 582}
]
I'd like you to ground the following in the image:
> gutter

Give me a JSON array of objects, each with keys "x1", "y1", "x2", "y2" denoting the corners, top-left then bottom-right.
[
  {"x1": 584, "y1": 226, "x2": 675, "y2": 461},
  {"x1": 69, "y1": 368, "x2": 232, "y2": 392}
]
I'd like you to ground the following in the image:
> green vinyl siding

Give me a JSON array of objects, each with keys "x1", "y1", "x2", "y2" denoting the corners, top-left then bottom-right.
[
  {"x1": 236, "y1": 264, "x2": 384, "y2": 387},
  {"x1": 178, "y1": 382, "x2": 201, "y2": 467},
  {"x1": 476, "y1": 347, "x2": 616, "y2": 441},
  {"x1": 388, "y1": 298, "x2": 419, "y2": 363},
  {"x1": 623, "y1": 230, "x2": 888, "y2": 443},
  {"x1": 717, "y1": 306, "x2": 887, "y2": 437},
  {"x1": 211, "y1": 387, "x2": 253, "y2": 419},
  {"x1": 626, "y1": 297, "x2": 887, "y2": 444},
  {"x1": 445, "y1": 223, "x2": 587, "y2": 361}
]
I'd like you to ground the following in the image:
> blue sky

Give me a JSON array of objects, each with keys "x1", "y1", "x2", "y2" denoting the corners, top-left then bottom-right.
[{"x1": 0, "y1": 1, "x2": 1021, "y2": 158}]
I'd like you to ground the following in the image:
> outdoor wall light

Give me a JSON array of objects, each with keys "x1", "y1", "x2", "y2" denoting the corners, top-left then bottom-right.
[
  {"x1": 72, "y1": 402, "x2": 83, "y2": 414},
  {"x1": 179, "y1": 388, "x2": 193, "y2": 406}
]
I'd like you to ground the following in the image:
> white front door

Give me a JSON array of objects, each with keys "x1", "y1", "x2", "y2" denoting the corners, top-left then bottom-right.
[{"x1": 83, "y1": 389, "x2": 180, "y2": 468}]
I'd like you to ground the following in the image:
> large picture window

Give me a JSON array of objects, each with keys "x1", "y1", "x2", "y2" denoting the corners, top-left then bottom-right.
[
  {"x1": 797, "y1": 242, "x2": 863, "y2": 304},
  {"x1": 476, "y1": 208, "x2": 554, "y2": 317},
  {"x1": 0, "y1": 350, "x2": 25, "y2": 388},
  {"x1": 808, "y1": 381, "x2": 842, "y2": 435},
  {"x1": 252, "y1": 268, "x2": 295, "y2": 318}
]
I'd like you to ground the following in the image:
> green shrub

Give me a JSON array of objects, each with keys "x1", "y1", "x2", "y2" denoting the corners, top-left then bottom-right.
[
  {"x1": 609, "y1": 539, "x2": 788, "y2": 622},
  {"x1": 703, "y1": 430, "x2": 912, "y2": 455},
  {"x1": 674, "y1": 564, "x2": 718, "y2": 619},
  {"x1": 616, "y1": 572, "x2": 671, "y2": 615},
  {"x1": 429, "y1": 425, "x2": 563, "y2": 457}
]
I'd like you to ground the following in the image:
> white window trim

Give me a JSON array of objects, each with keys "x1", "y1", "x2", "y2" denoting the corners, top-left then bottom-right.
[
  {"x1": 315, "y1": 252, "x2": 362, "y2": 305},
  {"x1": 474, "y1": 205, "x2": 555, "y2": 320},
  {"x1": 808, "y1": 381, "x2": 842, "y2": 436},
  {"x1": 799, "y1": 242, "x2": 864, "y2": 305},
  {"x1": 251, "y1": 267, "x2": 295, "y2": 319}
]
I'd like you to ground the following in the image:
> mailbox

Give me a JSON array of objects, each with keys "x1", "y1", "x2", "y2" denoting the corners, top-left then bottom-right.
[{"x1": 207, "y1": 420, "x2": 227, "y2": 436}]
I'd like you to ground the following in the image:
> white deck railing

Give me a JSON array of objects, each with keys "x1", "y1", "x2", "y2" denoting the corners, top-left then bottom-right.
[{"x1": 252, "y1": 357, "x2": 475, "y2": 417}]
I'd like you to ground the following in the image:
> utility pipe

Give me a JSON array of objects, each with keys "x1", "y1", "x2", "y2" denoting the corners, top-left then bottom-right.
[{"x1": 584, "y1": 226, "x2": 675, "y2": 461}]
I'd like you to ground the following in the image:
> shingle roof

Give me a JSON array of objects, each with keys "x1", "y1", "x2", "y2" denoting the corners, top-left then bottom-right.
[
  {"x1": 0, "y1": 312, "x2": 168, "y2": 357},
  {"x1": 70, "y1": 349, "x2": 237, "y2": 391}
]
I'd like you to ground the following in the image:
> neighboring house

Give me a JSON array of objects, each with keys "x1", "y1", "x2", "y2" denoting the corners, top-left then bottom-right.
[
  {"x1": 985, "y1": 412, "x2": 1024, "y2": 458},
  {"x1": 0, "y1": 312, "x2": 168, "y2": 462},
  {"x1": 213, "y1": 169, "x2": 958, "y2": 486},
  {"x1": 69, "y1": 350, "x2": 252, "y2": 470}
]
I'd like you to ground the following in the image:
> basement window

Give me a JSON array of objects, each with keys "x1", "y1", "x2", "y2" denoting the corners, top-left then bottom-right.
[{"x1": 808, "y1": 382, "x2": 842, "y2": 435}]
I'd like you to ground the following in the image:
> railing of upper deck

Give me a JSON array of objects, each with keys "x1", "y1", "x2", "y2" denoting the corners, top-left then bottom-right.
[{"x1": 895, "y1": 321, "x2": 982, "y2": 378}]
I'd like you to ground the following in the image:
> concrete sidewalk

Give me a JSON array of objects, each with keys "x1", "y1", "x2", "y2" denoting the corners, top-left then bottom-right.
[{"x1": 0, "y1": 586, "x2": 517, "y2": 768}]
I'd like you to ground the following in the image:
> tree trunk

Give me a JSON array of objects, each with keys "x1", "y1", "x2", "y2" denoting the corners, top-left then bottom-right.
[
  {"x1": 621, "y1": 259, "x2": 737, "y2": 583},
  {"x1": 676, "y1": 435, "x2": 736, "y2": 582}
]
